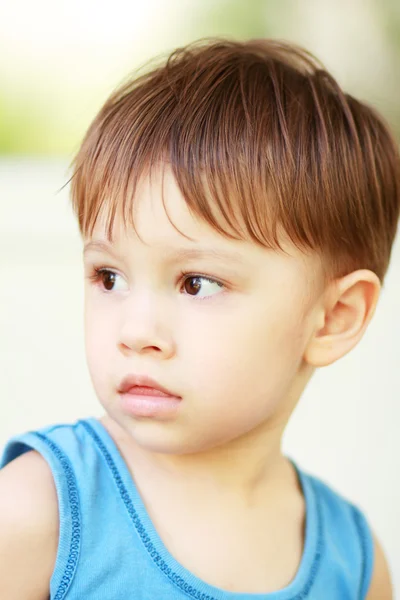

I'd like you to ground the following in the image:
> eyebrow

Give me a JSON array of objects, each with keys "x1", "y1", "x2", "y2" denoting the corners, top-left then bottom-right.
[{"x1": 83, "y1": 240, "x2": 248, "y2": 266}]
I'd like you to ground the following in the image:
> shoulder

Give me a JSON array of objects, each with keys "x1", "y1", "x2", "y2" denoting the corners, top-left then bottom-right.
[
  {"x1": 314, "y1": 477, "x2": 393, "y2": 599},
  {"x1": 365, "y1": 530, "x2": 393, "y2": 600},
  {"x1": 0, "y1": 450, "x2": 59, "y2": 600},
  {"x1": 0, "y1": 448, "x2": 59, "y2": 522},
  {"x1": 300, "y1": 469, "x2": 392, "y2": 598}
]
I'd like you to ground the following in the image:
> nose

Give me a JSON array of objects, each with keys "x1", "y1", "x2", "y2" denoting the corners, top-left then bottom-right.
[{"x1": 117, "y1": 291, "x2": 176, "y2": 358}]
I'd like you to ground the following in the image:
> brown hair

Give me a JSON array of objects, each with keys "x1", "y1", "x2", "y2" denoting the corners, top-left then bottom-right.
[{"x1": 70, "y1": 37, "x2": 400, "y2": 285}]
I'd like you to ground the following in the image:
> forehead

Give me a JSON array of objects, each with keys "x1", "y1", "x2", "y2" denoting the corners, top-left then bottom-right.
[
  {"x1": 87, "y1": 166, "x2": 324, "y2": 290},
  {"x1": 90, "y1": 166, "x2": 244, "y2": 249}
]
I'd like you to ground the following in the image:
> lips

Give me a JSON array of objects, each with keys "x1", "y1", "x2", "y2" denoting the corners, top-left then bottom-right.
[{"x1": 118, "y1": 374, "x2": 181, "y2": 398}]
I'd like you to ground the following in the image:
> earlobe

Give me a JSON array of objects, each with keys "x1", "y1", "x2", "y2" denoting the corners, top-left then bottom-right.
[{"x1": 304, "y1": 270, "x2": 381, "y2": 368}]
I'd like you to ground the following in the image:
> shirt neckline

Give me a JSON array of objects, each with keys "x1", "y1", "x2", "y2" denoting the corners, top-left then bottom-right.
[{"x1": 82, "y1": 416, "x2": 323, "y2": 600}]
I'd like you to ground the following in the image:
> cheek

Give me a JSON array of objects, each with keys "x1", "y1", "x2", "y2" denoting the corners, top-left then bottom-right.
[
  {"x1": 84, "y1": 321, "x2": 116, "y2": 405},
  {"x1": 183, "y1": 298, "x2": 306, "y2": 406},
  {"x1": 84, "y1": 301, "x2": 116, "y2": 371}
]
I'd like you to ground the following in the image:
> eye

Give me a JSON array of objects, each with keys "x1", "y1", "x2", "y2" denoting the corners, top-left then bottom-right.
[
  {"x1": 87, "y1": 268, "x2": 128, "y2": 292},
  {"x1": 86, "y1": 267, "x2": 225, "y2": 299},
  {"x1": 180, "y1": 273, "x2": 224, "y2": 300}
]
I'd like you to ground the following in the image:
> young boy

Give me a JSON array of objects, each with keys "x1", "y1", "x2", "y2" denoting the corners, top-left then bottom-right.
[{"x1": 0, "y1": 38, "x2": 398, "y2": 599}]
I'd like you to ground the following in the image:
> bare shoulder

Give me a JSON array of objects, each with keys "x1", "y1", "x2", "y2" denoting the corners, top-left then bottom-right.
[
  {"x1": 0, "y1": 450, "x2": 59, "y2": 600},
  {"x1": 365, "y1": 530, "x2": 393, "y2": 600}
]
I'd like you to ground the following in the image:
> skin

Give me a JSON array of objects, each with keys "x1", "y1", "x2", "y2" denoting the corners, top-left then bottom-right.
[{"x1": 82, "y1": 164, "x2": 381, "y2": 516}]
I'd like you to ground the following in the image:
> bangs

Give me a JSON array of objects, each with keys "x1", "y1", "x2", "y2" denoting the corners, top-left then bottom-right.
[{"x1": 70, "y1": 40, "x2": 323, "y2": 254}]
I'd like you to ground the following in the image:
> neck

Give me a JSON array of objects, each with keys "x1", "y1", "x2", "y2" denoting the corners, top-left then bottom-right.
[{"x1": 101, "y1": 411, "x2": 291, "y2": 506}]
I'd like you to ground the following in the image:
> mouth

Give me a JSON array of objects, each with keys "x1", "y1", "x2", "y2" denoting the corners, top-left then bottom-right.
[
  {"x1": 123, "y1": 386, "x2": 174, "y2": 398},
  {"x1": 118, "y1": 375, "x2": 182, "y2": 419},
  {"x1": 118, "y1": 374, "x2": 181, "y2": 398}
]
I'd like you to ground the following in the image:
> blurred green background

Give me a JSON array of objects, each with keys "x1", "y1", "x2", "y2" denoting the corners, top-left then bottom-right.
[{"x1": 0, "y1": 0, "x2": 399, "y2": 155}]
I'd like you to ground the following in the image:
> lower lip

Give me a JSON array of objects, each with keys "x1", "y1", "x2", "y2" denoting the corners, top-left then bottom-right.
[{"x1": 119, "y1": 390, "x2": 182, "y2": 418}]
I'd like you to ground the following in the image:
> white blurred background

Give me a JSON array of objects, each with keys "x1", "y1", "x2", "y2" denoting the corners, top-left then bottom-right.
[{"x1": 1, "y1": 0, "x2": 399, "y2": 595}]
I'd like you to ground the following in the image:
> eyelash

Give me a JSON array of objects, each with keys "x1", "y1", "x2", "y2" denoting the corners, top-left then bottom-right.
[{"x1": 87, "y1": 267, "x2": 225, "y2": 301}]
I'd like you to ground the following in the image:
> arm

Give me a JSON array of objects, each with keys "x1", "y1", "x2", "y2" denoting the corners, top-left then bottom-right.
[
  {"x1": 365, "y1": 531, "x2": 393, "y2": 600},
  {"x1": 0, "y1": 450, "x2": 59, "y2": 600}
]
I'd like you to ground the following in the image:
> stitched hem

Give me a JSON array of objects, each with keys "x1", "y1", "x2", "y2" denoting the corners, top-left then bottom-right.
[{"x1": 35, "y1": 433, "x2": 81, "y2": 600}]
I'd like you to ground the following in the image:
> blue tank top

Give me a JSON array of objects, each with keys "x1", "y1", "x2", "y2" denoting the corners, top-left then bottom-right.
[{"x1": 0, "y1": 417, "x2": 374, "y2": 599}]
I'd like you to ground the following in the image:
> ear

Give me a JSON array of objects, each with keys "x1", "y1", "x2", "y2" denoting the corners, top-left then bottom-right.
[{"x1": 304, "y1": 270, "x2": 381, "y2": 368}]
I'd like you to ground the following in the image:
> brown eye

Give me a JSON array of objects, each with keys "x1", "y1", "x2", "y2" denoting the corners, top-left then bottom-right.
[
  {"x1": 181, "y1": 274, "x2": 224, "y2": 299},
  {"x1": 101, "y1": 270, "x2": 117, "y2": 291},
  {"x1": 183, "y1": 276, "x2": 202, "y2": 296},
  {"x1": 89, "y1": 268, "x2": 128, "y2": 292}
]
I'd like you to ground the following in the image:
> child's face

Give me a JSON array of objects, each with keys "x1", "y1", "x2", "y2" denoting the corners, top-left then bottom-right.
[{"x1": 83, "y1": 166, "x2": 324, "y2": 456}]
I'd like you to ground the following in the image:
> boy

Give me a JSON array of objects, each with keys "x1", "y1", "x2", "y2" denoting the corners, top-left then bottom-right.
[{"x1": 0, "y1": 38, "x2": 398, "y2": 599}]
